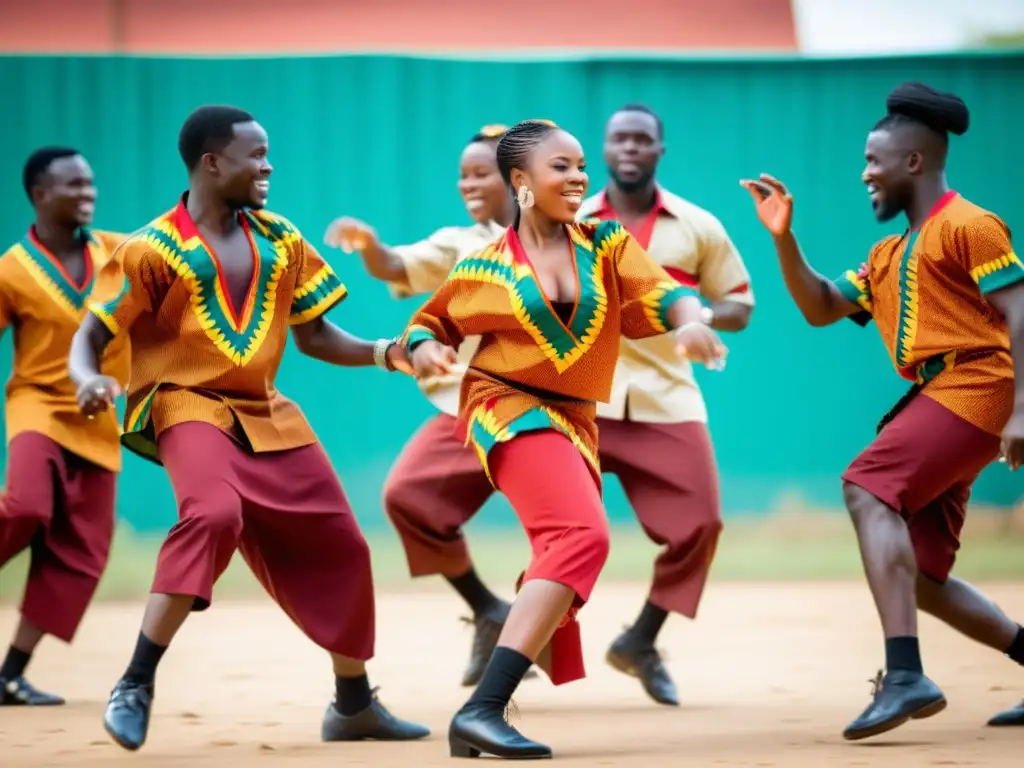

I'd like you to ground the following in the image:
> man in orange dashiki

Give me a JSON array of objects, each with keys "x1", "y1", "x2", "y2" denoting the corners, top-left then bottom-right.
[
  {"x1": 0, "y1": 148, "x2": 130, "y2": 707},
  {"x1": 742, "y1": 82, "x2": 1024, "y2": 741},
  {"x1": 577, "y1": 104, "x2": 755, "y2": 706},
  {"x1": 68, "y1": 106, "x2": 428, "y2": 752}
]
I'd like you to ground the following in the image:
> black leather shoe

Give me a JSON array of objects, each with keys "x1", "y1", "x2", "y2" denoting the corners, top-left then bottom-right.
[
  {"x1": 987, "y1": 700, "x2": 1024, "y2": 726},
  {"x1": 448, "y1": 703, "x2": 551, "y2": 759},
  {"x1": 842, "y1": 669, "x2": 946, "y2": 741},
  {"x1": 321, "y1": 689, "x2": 430, "y2": 741},
  {"x1": 605, "y1": 629, "x2": 679, "y2": 706},
  {"x1": 103, "y1": 678, "x2": 154, "y2": 751},
  {"x1": 0, "y1": 676, "x2": 65, "y2": 706}
]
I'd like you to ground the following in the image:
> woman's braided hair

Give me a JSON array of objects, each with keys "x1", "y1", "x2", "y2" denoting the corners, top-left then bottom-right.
[{"x1": 495, "y1": 119, "x2": 559, "y2": 228}]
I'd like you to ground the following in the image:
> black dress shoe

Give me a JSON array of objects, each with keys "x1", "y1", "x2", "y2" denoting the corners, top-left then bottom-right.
[
  {"x1": 103, "y1": 678, "x2": 154, "y2": 751},
  {"x1": 448, "y1": 703, "x2": 551, "y2": 759},
  {"x1": 842, "y1": 669, "x2": 946, "y2": 741},
  {"x1": 987, "y1": 700, "x2": 1024, "y2": 726},
  {"x1": 321, "y1": 689, "x2": 430, "y2": 741},
  {"x1": 605, "y1": 629, "x2": 679, "y2": 706},
  {"x1": 0, "y1": 676, "x2": 65, "y2": 706}
]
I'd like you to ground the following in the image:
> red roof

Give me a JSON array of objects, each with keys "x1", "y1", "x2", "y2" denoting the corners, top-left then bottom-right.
[{"x1": 0, "y1": 0, "x2": 797, "y2": 54}]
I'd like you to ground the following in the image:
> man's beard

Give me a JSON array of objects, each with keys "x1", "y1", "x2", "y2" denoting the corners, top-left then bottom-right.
[{"x1": 610, "y1": 168, "x2": 654, "y2": 194}]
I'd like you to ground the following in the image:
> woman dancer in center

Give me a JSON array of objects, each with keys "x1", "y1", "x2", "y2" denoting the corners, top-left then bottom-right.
[{"x1": 402, "y1": 119, "x2": 727, "y2": 760}]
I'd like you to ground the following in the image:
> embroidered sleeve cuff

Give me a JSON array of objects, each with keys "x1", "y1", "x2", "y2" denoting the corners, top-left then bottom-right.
[
  {"x1": 643, "y1": 283, "x2": 700, "y2": 333},
  {"x1": 972, "y1": 252, "x2": 1024, "y2": 295},
  {"x1": 834, "y1": 271, "x2": 873, "y2": 327},
  {"x1": 834, "y1": 271, "x2": 872, "y2": 311},
  {"x1": 404, "y1": 325, "x2": 438, "y2": 351},
  {"x1": 290, "y1": 267, "x2": 349, "y2": 325}
]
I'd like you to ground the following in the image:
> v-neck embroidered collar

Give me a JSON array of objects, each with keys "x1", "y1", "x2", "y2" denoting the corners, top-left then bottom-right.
[
  {"x1": 505, "y1": 225, "x2": 582, "y2": 332},
  {"x1": 461, "y1": 223, "x2": 608, "y2": 373},
  {"x1": 15, "y1": 226, "x2": 98, "y2": 314},
  {"x1": 171, "y1": 193, "x2": 262, "y2": 331}
]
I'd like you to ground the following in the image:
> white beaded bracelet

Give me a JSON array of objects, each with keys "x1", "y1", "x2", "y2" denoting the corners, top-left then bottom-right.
[{"x1": 373, "y1": 338, "x2": 396, "y2": 371}]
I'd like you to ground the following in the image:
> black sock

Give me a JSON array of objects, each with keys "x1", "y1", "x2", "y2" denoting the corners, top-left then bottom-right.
[
  {"x1": 885, "y1": 636, "x2": 923, "y2": 674},
  {"x1": 631, "y1": 601, "x2": 669, "y2": 644},
  {"x1": 0, "y1": 646, "x2": 31, "y2": 681},
  {"x1": 334, "y1": 674, "x2": 372, "y2": 716},
  {"x1": 123, "y1": 632, "x2": 168, "y2": 685},
  {"x1": 466, "y1": 646, "x2": 531, "y2": 711},
  {"x1": 446, "y1": 568, "x2": 503, "y2": 617},
  {"x1": 1006, "y1": 625, "x2": 1024, "y2": 665}
]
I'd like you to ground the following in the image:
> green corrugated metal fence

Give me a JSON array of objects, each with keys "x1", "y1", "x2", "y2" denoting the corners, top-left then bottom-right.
[{"x1": 0, "y1": 51, "x2": 1020, "y2": 533}]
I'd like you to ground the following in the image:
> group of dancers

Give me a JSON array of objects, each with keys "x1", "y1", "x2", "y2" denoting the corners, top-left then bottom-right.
[{"x1": 0, "y1": 80, "x2": 1021, "y2": 761}]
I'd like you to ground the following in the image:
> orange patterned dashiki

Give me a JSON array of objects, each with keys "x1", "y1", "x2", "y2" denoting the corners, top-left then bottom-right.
[
  {"x1": 88, "y1": 196, "x2": 348, "y2": 464},
  {"x1": 0, "y1": 227, "x2": 131, "y2": 472},
  {"x1": 834, "y1": 191, "x2": 1023, "y2": 436},
  {"x1": 402, "y1": 220, "x2": 697, "y2": 484}
]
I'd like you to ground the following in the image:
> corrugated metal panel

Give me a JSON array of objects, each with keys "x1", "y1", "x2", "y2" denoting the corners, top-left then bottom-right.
[{"x1": 0, "y1": 52, "x2": 1019, "y2": 531}]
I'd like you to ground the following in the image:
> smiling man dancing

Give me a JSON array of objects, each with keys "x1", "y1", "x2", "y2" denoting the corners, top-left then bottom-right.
[
  {"x1": 742, "y1": 82, "x2": 1024, "y2": 740},
  {"x1": 68, "y1": 105, "x2": 429, "y2": 751}
]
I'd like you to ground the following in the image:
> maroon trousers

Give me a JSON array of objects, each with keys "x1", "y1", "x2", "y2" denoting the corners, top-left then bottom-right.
[
  {"x1": 385, "y1": 413, "x2": 722, "y2": 618},
  {"x1": 842, "y1": 394, "x2": 1002, "y2": 583},
  {"x1": 0, "y1": 431, "x2": 116, "y2": 643},
  {"x1": 383, "y1": 414, "x2": 495, "y2": 578},
  {"x1": 153, "y1": 422, "x2": 375, "y2": 660}
]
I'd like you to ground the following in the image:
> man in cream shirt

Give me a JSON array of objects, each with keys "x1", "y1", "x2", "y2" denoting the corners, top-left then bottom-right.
[{"x1": 577, "y1": 104, "x2": 755, "y2": 706}]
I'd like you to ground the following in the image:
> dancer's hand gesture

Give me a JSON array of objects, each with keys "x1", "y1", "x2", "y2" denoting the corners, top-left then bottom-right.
[
  {"x1": 324, "y1": 217, "x2": 378, "y2": 253},
  {"x1": 740, "y1": 174, "x2": 793, "y2": 237}
]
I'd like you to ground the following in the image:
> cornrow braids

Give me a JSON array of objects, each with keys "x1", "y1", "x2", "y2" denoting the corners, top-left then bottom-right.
[
  {"x1": 495, "y1": 119, "x2": 558, "y2": 187},
  {"x1": 495, "y1": 120, "x2": 559, "y2": 229}
]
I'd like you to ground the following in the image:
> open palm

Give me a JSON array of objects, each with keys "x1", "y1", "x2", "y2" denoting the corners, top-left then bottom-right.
[{"x1": 739, "y1": 174, "x2": 793, "y2": 237}]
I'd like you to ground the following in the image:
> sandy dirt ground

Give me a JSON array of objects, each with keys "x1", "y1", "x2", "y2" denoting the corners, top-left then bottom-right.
[{"x1": 1, "y1": 581, "x2": 1022, "y2": 766}]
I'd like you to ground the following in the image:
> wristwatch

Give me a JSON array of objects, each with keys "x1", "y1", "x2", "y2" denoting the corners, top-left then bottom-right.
[
  {"x1": 373, "y1": 337, "x2": 398, "y2": 371},
  {"x1": 699, "y1": 306, "x2": 714, "y2": 326}
]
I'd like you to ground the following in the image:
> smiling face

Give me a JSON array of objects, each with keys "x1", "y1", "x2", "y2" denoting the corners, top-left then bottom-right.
[
  {"x1": 32, "y1": 154, "x2": 97, "y2": 227},
  {"x1": 603, "y1": 109, "x2": 663, "y2": 193},
  {"x1": 510, "y1": 129, "x2": 589, "y2": 224},
  {"x1": 457, "y1": 140, "x2": 508, "y2": 224},
  {"x1": 862, "y1": 128, "x2": 919, "y2": 223},
  {"x1": 204, "y1": 121, "x2": 273, "y2": 210}
]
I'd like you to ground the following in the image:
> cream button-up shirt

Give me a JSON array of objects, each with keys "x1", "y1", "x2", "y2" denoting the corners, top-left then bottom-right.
[
  {"x1": 388, "y1": 220, "x2": 506, "y2": 416},
  {"x1": 576, "y1": 186, "x2": 755, "y2": 424}
]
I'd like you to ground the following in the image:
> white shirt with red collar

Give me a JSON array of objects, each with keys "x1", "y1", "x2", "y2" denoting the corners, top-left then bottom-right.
[{"x1": 577, "y1": 186, "x2": 754, "y2": 424}]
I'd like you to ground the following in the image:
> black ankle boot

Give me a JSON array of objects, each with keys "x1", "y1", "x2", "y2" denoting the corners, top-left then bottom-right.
[{"x1": 448, "y1": 703, "x2": 551, "y2": 759}]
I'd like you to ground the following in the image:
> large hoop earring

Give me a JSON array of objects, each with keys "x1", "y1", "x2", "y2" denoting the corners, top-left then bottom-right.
[{"x1": 516, "y1": 185, "x2": 535, "y2": 209}]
